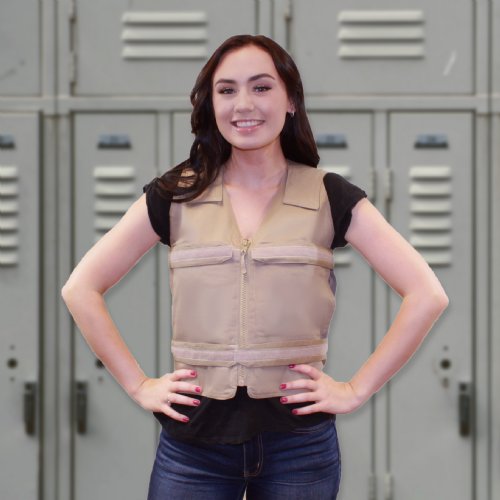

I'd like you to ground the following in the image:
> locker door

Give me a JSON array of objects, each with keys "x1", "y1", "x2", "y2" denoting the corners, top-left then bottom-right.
[
  {"x1": 387, "y1": 112, "x2": 473, "y2": 499},
  {"x1": 0, "y1": 0, "x2": 40, "y2": 95},
  {"x1": 72, "y1": 114, "x2": 158, "y2": 500},
  {"x1": 0, "y1": 115, "x2": 39, "y2": 499},
  {"x1": 282, "y1": 0, "x2": 473, "y2": 95},
  {"x1": 74, "y1": 0, "x2": 257, "y2": 96},
  {"x1": 309, "y1": 112, "x2": 375, "y2": 500},
  {"x1": 172, "y1": 112, "x2": 193, "y2": 166}
]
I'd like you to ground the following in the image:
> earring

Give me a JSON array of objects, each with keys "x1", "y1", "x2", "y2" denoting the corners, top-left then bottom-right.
[{"x1": 289, "y1": 111, "x2": 295, "y2": 118}]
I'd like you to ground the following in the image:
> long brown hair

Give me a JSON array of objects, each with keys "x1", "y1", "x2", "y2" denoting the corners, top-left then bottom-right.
[{"x1": 158, "y1": 34, "x2": 319, "y2": 202}]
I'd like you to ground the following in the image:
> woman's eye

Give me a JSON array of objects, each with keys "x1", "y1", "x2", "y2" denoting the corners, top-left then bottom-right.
[
  {"x1": 218, "y1": 87, "x2": 235, "y2": 95},
  {"x1": 254, "y1": 85, "x2": 271, "y2": 93}
]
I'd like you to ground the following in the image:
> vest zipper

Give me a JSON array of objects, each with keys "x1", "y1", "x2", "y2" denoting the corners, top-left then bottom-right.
[{"x1": 238, "y1": 238, "x2": 251, "y2": 386}]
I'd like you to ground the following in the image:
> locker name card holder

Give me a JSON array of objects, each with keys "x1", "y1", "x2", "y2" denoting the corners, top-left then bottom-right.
[
  {"x1": 0, "y1": 135, "x2": 15, "y2": 149},
  {"x1": 414, "y1": 134, "x2": 449, "y2": 149},
  {"x1": 97, "y1": 134, "x2": 131, "y2": 149}
]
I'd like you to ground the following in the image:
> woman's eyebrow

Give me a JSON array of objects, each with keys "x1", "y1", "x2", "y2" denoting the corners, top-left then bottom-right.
[{"x1": 214, "y1": 73, "x2": 276, "y2": 85}]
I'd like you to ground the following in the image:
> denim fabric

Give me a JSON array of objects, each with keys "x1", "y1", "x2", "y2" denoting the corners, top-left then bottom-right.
[{"x1": 147, "y1": 418, "x2": 341, "y2": 500}]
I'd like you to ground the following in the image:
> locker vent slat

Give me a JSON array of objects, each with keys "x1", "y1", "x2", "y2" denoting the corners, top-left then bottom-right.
[
  {"x1": 320, "y1": 165, "x2": 352, "y2": 267},
  {"x1": 0, "y1": 165, "x2": 19, "y2": 266},
  {"x1": 338, "y1": 10, "x2": 425, "y2": 59},
  {"x1": 409, "y1": 165, "x2": 452, "y2": 266},
  {"x1": 94, "y1": 165, "x2": 136, "y2": 239},
  {"x1": 121, "y1": 11, "x2": 208, "y2": 60}
]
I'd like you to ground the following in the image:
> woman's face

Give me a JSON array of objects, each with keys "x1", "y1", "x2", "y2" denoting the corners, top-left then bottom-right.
[{"x1": 212, "y1": 45, "x2": 294, "y2": 154}]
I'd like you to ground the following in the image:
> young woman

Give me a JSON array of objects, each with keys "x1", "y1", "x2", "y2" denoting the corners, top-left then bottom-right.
[{"x1": 62, "y1": 35, "x2": 448, "y2": 499}]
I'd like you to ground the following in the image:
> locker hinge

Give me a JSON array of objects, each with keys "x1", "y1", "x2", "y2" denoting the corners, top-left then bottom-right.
[
  {"x1": 385, "y1": 167, "x2": 394, "y2": 202},
  {"x1": 384, "y1": 472, "x2": 394, "y2": 500},
  {"x1": 69, "y1": 52, "x2": 77, "y2": 85},
  {"x1": 368, "y1": 474, "x2": 377, "y2": 500},
  {"x1": 68, "y1": 0, "x2": 77, "y2": 86},
  {"x1": 68, "y1": 0, "x2": 76, "y2": 22},
  {"x1": 284, "y1": 0, "x2": 293, "y2": 21},
  {"x1": 368, "y1": 168, "x2": 377, "y2": 202}
]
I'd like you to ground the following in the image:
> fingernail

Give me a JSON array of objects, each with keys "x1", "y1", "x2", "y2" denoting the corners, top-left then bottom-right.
[
  {"x1": 182, "y1": 416, "x2": 190, "y2": 423},
  {"x1": 288, "y1": 364, "x2": 295, "y2": 368},
  {"x1": 195, "y1": 386, "x2": 202, "y2": 393},
  {"x1": 193, "y1": 400, "x2": 200, "y2": 406},
  {"x1": 292, "y1": 409, "x2": 298, "y2": 415},
  {"x1": 280, "y1": 397, "x2": 288, "y2": 403},
  {"x1": 279, "y1": 383, "x2": 287, "y2": 390},
  {"x1": 191, "y1": 371, "x2": 197, "y2": 376}
]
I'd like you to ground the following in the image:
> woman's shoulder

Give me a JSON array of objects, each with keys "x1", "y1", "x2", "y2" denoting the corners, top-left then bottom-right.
[{"x1": 287, "y1": 161, "x2": 326, "y2": 181}]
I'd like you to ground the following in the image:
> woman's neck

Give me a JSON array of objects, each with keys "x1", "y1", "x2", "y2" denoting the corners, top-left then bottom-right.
[{"x1": 223, "y1": 145, "x2": 288, "y2": 190}]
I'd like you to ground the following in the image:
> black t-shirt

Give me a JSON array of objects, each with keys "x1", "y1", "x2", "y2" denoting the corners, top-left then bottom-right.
[{"x1": 143, "y1": 170, "x2": 367, "y2": 444}]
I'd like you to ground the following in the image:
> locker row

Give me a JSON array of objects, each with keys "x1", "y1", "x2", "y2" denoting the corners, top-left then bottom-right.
[
  {"x1": 0, "y1": 111, "x2": 480, "y2": 499},
  {"x1": 0, "y1": 0, "x2": 494, "y2": 97}
]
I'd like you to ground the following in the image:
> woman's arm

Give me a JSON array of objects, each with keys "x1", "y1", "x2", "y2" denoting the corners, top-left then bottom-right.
[
  {"x1": 61, "y1": 194, "x2": 201, "y2": 422},
  {"x1": 281, "y1": 198, "x2": 449, "y2": 414}
]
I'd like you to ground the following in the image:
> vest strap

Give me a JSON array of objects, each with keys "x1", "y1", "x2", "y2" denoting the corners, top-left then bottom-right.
[{"x1": 171, "y1": 342, "x2": 328, "y2": 368}]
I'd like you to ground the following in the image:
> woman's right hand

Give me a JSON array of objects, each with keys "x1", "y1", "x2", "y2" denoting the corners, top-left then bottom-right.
[{"x1": 130, "y1": 369, "x2": 202, "y2": 423}]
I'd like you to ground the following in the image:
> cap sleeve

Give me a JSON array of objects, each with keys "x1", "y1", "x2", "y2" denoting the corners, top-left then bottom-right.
[
  {"x1": 142, "y1": 178, "x2": 172, "y2": 246},
  {"x1": 323, "y1": 172, "x2": 368, "y2": 249}
]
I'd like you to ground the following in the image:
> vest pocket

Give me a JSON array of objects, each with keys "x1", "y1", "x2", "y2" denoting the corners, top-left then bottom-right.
[
  {"x1": 169, "y1": 244, "x2": 234, "y2": 268},
  {"x1": 169, "y1": 244, "x2": 239, "y2": 347},
  {"x1": 249, "y1": 244, "x2": 336, "y2": 344}
]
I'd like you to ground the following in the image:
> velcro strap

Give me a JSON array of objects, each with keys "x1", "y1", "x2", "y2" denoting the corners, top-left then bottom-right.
[
  {"x1": 251, "y1": 245, "x2": 334, "y2": 269},
  {"x1": 171, "y1": 342, "x2": 328, "y2": 368}
]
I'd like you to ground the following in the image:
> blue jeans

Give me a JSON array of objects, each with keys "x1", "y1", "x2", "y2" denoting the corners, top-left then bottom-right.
[{"x1": 147, "y1": 418, "x2": 341, "y2": 500}]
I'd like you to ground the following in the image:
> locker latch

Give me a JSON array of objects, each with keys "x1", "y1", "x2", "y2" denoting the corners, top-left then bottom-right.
[
  {"x1": 75, "y1": 381, "x2": 88, "y2": 434},
  {"x1": 458, "y1": 381, "x2": 473, "y2": 437},
  {"x1": 23, "y1": 382, "x2": 37, "y2": 435}
]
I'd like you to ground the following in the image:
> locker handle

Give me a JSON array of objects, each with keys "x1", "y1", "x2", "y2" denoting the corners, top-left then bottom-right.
[
  {"x1": 0, "y1": 134, "x2": 15, "y2": 149},
  {"x1": 315, "y1": 133, "x2": 347, "y2": 149},
  {"x1": 23, "y1": 382, "x2": 36, "y2": 435},
  {"x1": 75, "y1": 381, "x2": 88, "y2": 434},
  {"x1": 414, "y1": 134, "x2": 448, "y2": 149},
  {"x1": 458, "y1": 382, "x2": 473, "y2": 437},
  {"x1": 97, "y1": 134, "x2": 131, "y2": 149}
]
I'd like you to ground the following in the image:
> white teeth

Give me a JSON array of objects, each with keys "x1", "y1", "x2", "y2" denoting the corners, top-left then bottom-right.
[{"x1": 234, "y1": 120, "x2": 262, "y2": 128}]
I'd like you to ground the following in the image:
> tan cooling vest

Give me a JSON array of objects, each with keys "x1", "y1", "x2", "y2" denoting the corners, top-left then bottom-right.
[{"x1": 168, "y1": 162, "x2": 336, "y2": 399}]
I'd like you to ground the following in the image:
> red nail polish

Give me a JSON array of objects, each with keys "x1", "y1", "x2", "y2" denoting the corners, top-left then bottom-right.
[
  {"x1": 191, "y1": 371, "x2": 197, "y2": 376},
  {"x1": 183, "y1": 416, "x2": 190, "y2": 423},
  {"x1": 280, "y1": 397, "x2": 288, "y2": 403},
  {"x1": 195, "y1": 386, "x2": 202, "y2": 393},
  {"x1": 292, "y1": 409, "x2": 298, "y2": 415},
  {"x1": 279, "y1": 383, "x2": 287, "y2": 390},
  {"x1": 288, "y1": 364, "x2": 296, "y2": 368},
  {"x1": 193, "y1": 400, "x2": 200, "y2": 406}
]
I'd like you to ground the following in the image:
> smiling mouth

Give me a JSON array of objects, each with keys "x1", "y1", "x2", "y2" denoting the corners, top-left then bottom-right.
[{"x1": 232, "y1": 120, "x2": 264, "y2": 128}]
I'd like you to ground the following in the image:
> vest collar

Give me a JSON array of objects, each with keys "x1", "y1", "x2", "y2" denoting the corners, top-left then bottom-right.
[
  {"x1": 187, "y1": 171, "x2": 223, "y2": 203},
  {"x1": 187, "y1": 162, "x2": 322, "y2": 210},
  {"x1": 282, "y1": 162, "x2": 322, "y2": 210}
]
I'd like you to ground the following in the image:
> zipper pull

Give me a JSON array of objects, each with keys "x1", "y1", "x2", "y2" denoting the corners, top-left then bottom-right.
[{"x1": 241, "y1": 239, "x2": 251, "y2": 274}]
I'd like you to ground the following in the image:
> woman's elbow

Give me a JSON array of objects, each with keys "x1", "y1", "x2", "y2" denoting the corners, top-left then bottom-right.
[
  {"x1": 428, "y1": 285, "x2": 449, "y2": 316},
  {"x1": 61, "y1": 280, "x2": 77, "y2": 305},
  {"x1": 61, "y1": 275, "x2": 107, "y2": 306},
  {"x1": 61, "y1": 276, "x2": 90, "y2": 305}
]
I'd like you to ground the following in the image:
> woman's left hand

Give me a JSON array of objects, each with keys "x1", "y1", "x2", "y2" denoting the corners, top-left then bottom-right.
[{"x1": 279, "y1": 364, "x2": 366, "y2": 415}]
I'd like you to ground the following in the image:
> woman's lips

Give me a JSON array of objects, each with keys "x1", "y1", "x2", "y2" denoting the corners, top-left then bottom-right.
[{"x1": 231, "y1": 119, "x2": 264, "y2": 131}]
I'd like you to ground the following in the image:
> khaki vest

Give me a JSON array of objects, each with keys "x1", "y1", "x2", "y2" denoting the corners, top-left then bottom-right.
[{"x1": 169, "y1": 162, "x2": 336, "y2": 399}]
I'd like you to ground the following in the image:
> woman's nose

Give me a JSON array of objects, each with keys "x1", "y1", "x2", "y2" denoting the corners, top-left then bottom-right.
[{"x1": 234, "y1": 90, "x2": 254, "y2": 112}]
